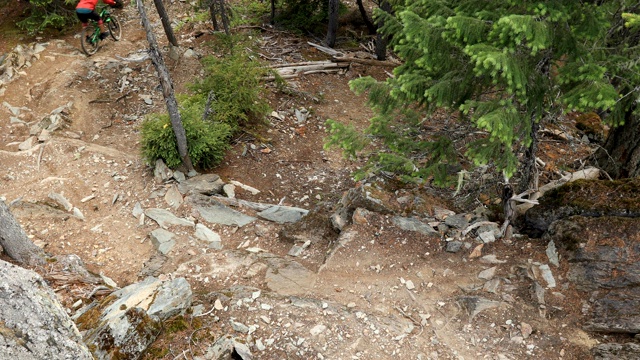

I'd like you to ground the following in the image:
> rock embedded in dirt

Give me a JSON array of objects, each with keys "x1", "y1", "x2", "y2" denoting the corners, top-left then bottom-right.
[
  {"x1": 445, "y1": 240, "x2": 463, "y2": 253},
  {"x1": 194, "y1": 223, "x2": 223, "y2": 250},
  {"x1": 0, "y1": 260, "x2": 93, "y2": 360},
  {"x1": 177, "y1": 173, "x2": 224, "y2": 195},
  {"x1": 391, "y1": 216, "x2": 440, "y2": 236},
  {"x1": 524, "y1": 178, "x2": 640, "y2": 237},
  {"x1": 257, "y1": 205, "x2": 309, "y2": 224},
  {"x1": 149, "y1": 228, "x2": 177, "y2": 254},
  {"x1": 444, "y1": 213, "x2": 470, "y2": 229},
  {"x1": 592, "y1": 343, "x2": 640, "y2": 360},
  {"x1": 187, "y1": 194, "x2": 257, "y2": 227},
  {"x1": 145, "y1": 208, "x2": 195, "y2": 228},
  {"x1": 153, "y1": 159, "x2": 173, "y2": 183},
  {"x1": 547, "y1": 216, "x2": 640, "y2": 334}
]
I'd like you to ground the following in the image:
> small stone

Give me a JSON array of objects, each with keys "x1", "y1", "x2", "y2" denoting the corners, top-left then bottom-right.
[
  {"x1": 288, "y1": 245, "x2": 304, "y2": 257},
  {"x1": 255, "y1": 339, "x2": 266, "y2": 351},
  {"x1": 538, "y1": 264, "x2": 556, "y2": 288},
  {"x1": 72, "y1": 207, "x2": 85, "y2": 221},
  {"x1": 405, "y1": 280, "x2": 416, "y2": 290},
  {"x1": 478, "y1": 266, "x2": 497, "y2": 280},
  {"x1": 214, "y1": 299, "x2": 224, "y2": 310},
  {"x1": 445, "y1": 241, "x2": 463, "y2": 253},
  {"x1": 223, "y1": 184, "x2": 236, "y2": 198},
  {"x1": 478, "y1": 231, "x2": 496, "y2": 244},
  {"x1": 347, "y1": 302, "x2": 356, "y2": 308},
  {"x1": 230, "y1": 320, "x2": 250, "y2": 334},
  {"x1": 483, "y1": 278, "x2": 501, "y2": 294},
  {"x1": 18, "y1": 136, "x2": 37, "y2": 151},
  {"x1": 546, "y1": 240, "x2": 559, "y2": 267},
  {"x1": 252, "y1": 290, "x2": 261, "y2": 299},
  {"x1": 72, "y1": 299, "x2": 83, "y2": 310},
  {"x1": 480, "y1": 255, "x2": 507, "y2": 264},
  {"x1": 260, "y1": 304, "x2": 271, "y2": 311},
  {"x1": 310, "y1": 324, "x2": 327, "y2": 336},
  {"x1": 521, "y1": 322, "x2": 533, "y2": 339}
]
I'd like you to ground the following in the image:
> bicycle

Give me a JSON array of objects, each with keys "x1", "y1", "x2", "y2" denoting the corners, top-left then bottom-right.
[{"x1": 80, "y1": 5, "x2": 122, "y2": 56}]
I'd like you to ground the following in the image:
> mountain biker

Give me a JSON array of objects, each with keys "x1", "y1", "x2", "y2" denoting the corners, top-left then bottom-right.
[{"x1": 76, "y1": 0, "x2": 118, "y2": 40}]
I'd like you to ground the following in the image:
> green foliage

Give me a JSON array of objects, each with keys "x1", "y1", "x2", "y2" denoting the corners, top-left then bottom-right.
[
  {"x1": 327, "y1": 0, "x2": 640, "y2": 184},
  {"x1": 189, "y1": 48, "x2": 270, "y2": 127},
  {"x1": 141, "y1": 42, "x2": 270, "y2": 170},
  {"x1": 17, "y1": 0, "x2": 77, "y2": 34},
  {"x1": 140, "y1": 98, "x2": 232, "y2": 169}
]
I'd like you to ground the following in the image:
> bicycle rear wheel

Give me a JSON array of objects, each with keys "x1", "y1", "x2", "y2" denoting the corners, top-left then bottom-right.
[
  {"x1": 80, "y1": 24, "x2": 100, "y2": 56},
  {"x1": 107, "y1": 15, "x2": 122, "y2": 41}
]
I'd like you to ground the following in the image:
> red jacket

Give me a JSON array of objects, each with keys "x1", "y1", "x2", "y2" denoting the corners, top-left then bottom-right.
[{"x1": 76, "y1": 0, "x2": 116, "y2": 10}]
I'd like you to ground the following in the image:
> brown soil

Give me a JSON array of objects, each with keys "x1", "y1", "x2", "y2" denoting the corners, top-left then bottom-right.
[{"x1": 0, "y1": 2, "x2": 605, "y2": 360}]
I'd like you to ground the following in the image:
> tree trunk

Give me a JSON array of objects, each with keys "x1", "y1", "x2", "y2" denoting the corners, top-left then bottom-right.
[
  {"x1": 518, "y1": 119, "x2": 540, "y2": 193},
  {"x1": 375, "y1": 0, "x2": 391, "y2": 61},
  {"x1": 136, "y1": 0, "x2": 195, "y2": 173},
  {"x1": 326, "y1": 0, "x2": 339, "y2": 48},
  {"x1": 356, "y1": 0, "x2": 376, "y2": 35},
  {"x1": 0, "y1": 200, "x2": 46, "y2": 266},
  {"x1": 153, "y1": 0, "x2": 179, "y2": 47},
  {"x1": 594, "y1": 111, "x2": 640, "y2": 178},
  {"x1": 209, "y1": 0, "x2": 230, "y2": 35}
]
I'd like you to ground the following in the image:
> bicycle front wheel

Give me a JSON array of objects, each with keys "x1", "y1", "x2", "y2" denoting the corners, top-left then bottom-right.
[
  {"x1": 80, "y1": 25, "x2": 100, "y2": 56},
  {"x1": 107, "y1": 15, "x2": 122, "y2": 41}
]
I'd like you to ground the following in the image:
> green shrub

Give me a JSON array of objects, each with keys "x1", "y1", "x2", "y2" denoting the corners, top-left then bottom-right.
[
  {"x1": 141, "y1": 96, "x2": 233, "y2": 169},
  {"x1": 17, "y1": 0, "x2": 77, "y2": 34},
  {"x1": 141, "y1": 44, "x2": 270, "y2": 170},
  {"x1": 189, "y1": 48, "x2": 270, "y2": 128}
]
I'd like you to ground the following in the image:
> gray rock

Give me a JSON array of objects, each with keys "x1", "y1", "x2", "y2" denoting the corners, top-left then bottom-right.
[
  {"x1": 173, "y1": 170, "x2": 186, "y2": 183},
  {"x1": 480, "y1": 255, "x2": 507, "y2": 264},
  {"x1": 444, "y1": 213, "x2": 469, "y2": 229},
  {"x1": 153, "y1": 159, "x2": 173, "y2": 183},
  {"x1": 392, "y1": 216, "x2": 439, "y2": 236},
  {"x1": 258, "y1": 205, "x2": 308, "y2": 224},
  {"x1": 478, "y1": 231, "x2": 496, "y2": 243},
  {"x1": 177, "y1": 173, "x2": 224, "y2": 195},
  {"x1": 533, "y1": 282, "x2": 545, "y2": 305},
  {"x1": 458, "y1": 296, "x2": 504, "y2": 318},
  {"x1": 191, "y1": 197, "x2": 256, "y2": 227},
  {"x1": 145, "y1": 208, "x2": 195, "y2": 228},
  {"x1": 478, "y1": 266, "x2": 497, "y2": 280},
  {"x1": 204, "y1": 335, "x2": 253, "y2": 360},
  {"x1": 77, "y1": 277, "x2": 192, "y2": 360},
  {"x1": 132, "y1": 202, "x2": 144, "y2": 219},
  {"x1": 222, "y1": 184, "x2": 236, "y2": 198},
  {"x1": 194, "y1": 223, "x2": 223, "y2": 250},
  {"x1": 230, "y1": 320, "x2": 250, "y2": 334},
  {"x1": 0, "y1": 260, "x2": 93, "y2": 360},
  {"x1": 483, "y1": 278, "x2": 501, "y2": 294},
  {"x1": 150, "y1": 228, "x2": 177, "y2": 254},
  {"x1": 433, "y1": 207, "x2": 456, "y2": 220},
  {"x1": 18, "y1": 136, "x2": 37, "y2": 151},
  {"x1": 546, "y1": 240, "x2": 559, "y2": 267},
  {"x1": 48, "y1": 192, "x2": 73, "y2": 211},
  {"x1": 538, "y1": 264, "x2": 556, "y2": 288},
  {"x1": 164, "y1": 184, "x2": 183, "y2": 209},
  {"x1": 545, "y1": 216, "x2": 640, "y2": 334},
  {"x1": 445, "y1": 241, "x2": 463, "y2": 253},
  {"x1": 288, "y1": 245, "x2": 304, "y2": 257},
  {"x1": 592, "y1": 343, "x2": 640, "y2": 360},
  {"x1": 330, "y1": 185, "x2": 395, "y2": 230}
]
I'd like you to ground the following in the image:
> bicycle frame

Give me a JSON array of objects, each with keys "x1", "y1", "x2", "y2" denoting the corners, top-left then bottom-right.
[{"x1": 86, "y1": 6, "x2": 113, "y2": 44}]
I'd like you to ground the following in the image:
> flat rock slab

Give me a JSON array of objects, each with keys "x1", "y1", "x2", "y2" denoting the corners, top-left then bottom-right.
[
  {"x1": 265, "y1": 258, "x2": 317, "y2": 296},
  {"x1": 145, "y1": 208, "x2": 195, "y2": 229},
  {"x1": 195, "y1": 202, "x2": 256, "y2": 227},
  {"x1": 150, "y1": 228, "x2": 177, "y2": 254},
  {"x1": 0, "y1": 260, "x2": 93, "y2": 360},
  {"x1": 195, "y1": 223, "x2": 223, "y2": 250},
  {"x1": 592, "y1": 343, "x2": 640, "y2": 360},
  {"x1": 258, "y1": 205, "x2": 308, "y2": 224},
  {"x1": 177, "y1": 173, "x2": 224, "y2": 195},
  {"x1": 392, "y1": 216, "x2": 439, "y2": 236}
]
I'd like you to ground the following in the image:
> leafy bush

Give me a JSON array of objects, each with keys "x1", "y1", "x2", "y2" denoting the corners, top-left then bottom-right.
[
  {"x1": 189, "y1": 48, "x2": 270, "y2": 128},
  {"x1": 17, "y1": 0, "x2": 77, "y2": 34},
  {"x1": 141, "y1": 43, "x2": 270, "y2": 170},
  {"x1": 141, "y1": 96, "x2": 233, "y2": 169}
]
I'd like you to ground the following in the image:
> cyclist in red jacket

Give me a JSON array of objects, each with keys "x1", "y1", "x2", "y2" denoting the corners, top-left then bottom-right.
[{"x1": 76, "y1": 0, "x2": 117, "y2": 40}]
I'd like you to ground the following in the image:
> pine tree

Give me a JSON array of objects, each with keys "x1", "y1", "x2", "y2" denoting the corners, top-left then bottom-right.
[{"x1": 327, "y1": 0, "x2": 640, "y2": 187}]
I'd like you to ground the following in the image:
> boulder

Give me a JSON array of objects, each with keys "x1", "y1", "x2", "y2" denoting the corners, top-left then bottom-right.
[
  {"x1": 546, "y1": 216, "x2": 640, "y2": 334},
  {"x1": 76, "y1": 276, "x2": 192, "y2": 360},
  {"x1": 0, "y1": 260, "x2": 92, "y2": 360}
]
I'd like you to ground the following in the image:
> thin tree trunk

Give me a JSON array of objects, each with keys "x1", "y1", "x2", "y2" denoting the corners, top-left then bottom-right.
[
  {"x1": 0, "y1": 200, "x2": 46, "y2": 266},
  {"x1": 153, "y1": 0, "x2": 179, "y2": 47},
  {"x1": 356, "y1": 0, "x2": 376, "y2": 35},
  {"x1": 594, "y1": 109, "x2": 640, "y2": 178},
  {"x1": 326, "y1": 0, "x2": 339, "y2": 48},
  {"x1": 137, "y1": 0, "x2": 195, "y2": 173},
  {"x1": 270, "y1": 0, "x2": 276, "y2": 25},
  {"x1": 375, "y1": 1, "x2": 391, "y2": 61},
  {"x1": 518, "y1": 119, "x2": 539, "y2": 193}
]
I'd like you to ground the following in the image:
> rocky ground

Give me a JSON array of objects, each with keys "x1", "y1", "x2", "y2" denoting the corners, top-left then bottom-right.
[{"x1": 0, "y1": 2, "x2": 630, "y2": 360}]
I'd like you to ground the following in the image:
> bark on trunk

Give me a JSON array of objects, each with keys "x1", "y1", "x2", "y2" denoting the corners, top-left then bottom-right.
[
  {"x1": 0, "y1": 200, "x2": 46, "y2": 266},
  {"x1": 375, "y1": 1, "x2": 392, "y2": 61},
  {"x1": 518, "y1": 119, "x2": 540, "y2": 193},
  {"x1": 594, "y1": 111, "x2": 640, "y2": 178},
  {"x1": 153, "y1": 0, "x2": 179, "y2": 47},
  {"x1": 356, "y1": 0, "x2": 376, "y2": 35},
  {"x1": 326, "y1": 0, "x2": 339, "y2": 48},
  {"x1": 137, "y1": 0, "x2": 195, "y2": 173}
]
